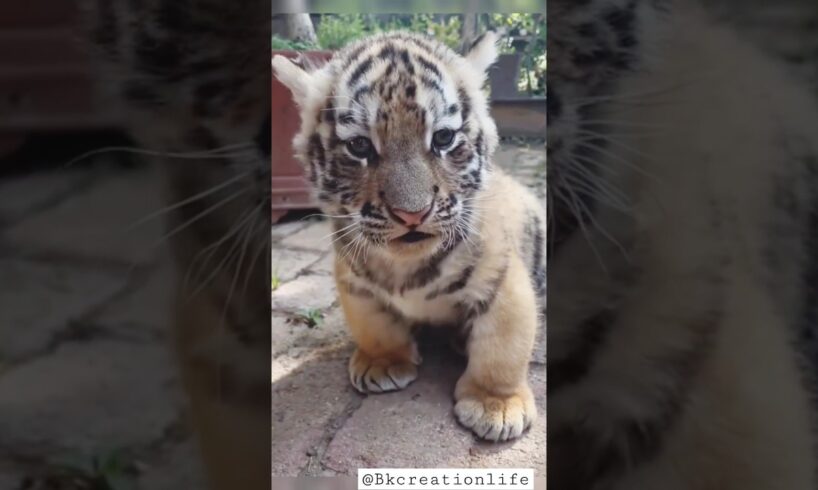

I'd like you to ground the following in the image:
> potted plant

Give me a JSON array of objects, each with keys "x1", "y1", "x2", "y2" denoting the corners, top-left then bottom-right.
[{"x1": 486, "y1": 14, "x2": 546, "y2": 138}]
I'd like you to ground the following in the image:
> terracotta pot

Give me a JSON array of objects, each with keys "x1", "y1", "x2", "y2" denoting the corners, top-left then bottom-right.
[{"x1": 271, "y1": 50, "x2": 332, "y2": 222}]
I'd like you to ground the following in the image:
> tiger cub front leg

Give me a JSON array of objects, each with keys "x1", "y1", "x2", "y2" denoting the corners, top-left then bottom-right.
[
  {"x1": 336, "y1": 273, "x2": 420, "y2": 394},
  {"x1": 454, "y1": 256, "x2": 539, "y2": 441}
]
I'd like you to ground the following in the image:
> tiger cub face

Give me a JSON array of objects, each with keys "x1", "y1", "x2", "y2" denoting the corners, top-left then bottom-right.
[{"x1": 273, "y1": 32, "x2": 500, "y2": 259}]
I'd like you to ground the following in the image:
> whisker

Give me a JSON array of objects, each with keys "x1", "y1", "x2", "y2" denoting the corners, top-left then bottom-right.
[
  {"x1": 575, "y1": 133, "x2": 659, "y2": 164},
  {"x1": 573, "y1": 142, "x2": 659, "y2": 181},
  {"x1": 572, "y1": 81, "x2": 694, "y2": 107},
  {"x1": 555, "y1": 177, "x2": 608, "y2": 273},
  {"x1": 241, "y1": 220, "x2": 270, "y2": 298},
  {"x1": 216, "y1": 203, "x2": 263, "y2": 398},
  {"x1": 562, "y1": 170, "x2": 633, "y2": 215},
  {"x1": 63, "y1": 142, "x2": 256, "y2": 168},
  {"x1": 125, "y1": 170, "x2": 251, "y2": 231},
  {"x1": 147, "y1": 186, "x2": 251, "y2": 250},
  {"x1": 184, "y1": 203, "x2": 262, "y2": 299},
  {"x1": 302, "y1": 212, "x2": 360, "y2": 220}
]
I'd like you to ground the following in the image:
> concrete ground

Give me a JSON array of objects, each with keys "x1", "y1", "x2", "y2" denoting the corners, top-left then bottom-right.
[
  {"x1": 271, "y1": 141, "x2": 547, "y2": 475},
  {"x1": 0, "y1": 159, "x2": 205, "y2": 489}
]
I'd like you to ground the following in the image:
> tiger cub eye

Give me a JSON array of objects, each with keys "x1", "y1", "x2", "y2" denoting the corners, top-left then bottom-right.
[
  {"x1": 432, "y1": 129, "x2": 455, "y2": 149},
  {"x1": 346, "y1": 136, "x2": 374, "y2": 159}
]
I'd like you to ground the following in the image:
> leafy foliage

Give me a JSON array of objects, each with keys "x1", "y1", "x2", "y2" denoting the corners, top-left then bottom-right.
[
  {"x1": 374, "y1": 14, "x2": 462, "y2": 50},
  {"x1": 273, "y1": 13, "x2": 546, "y2": 96},
  {"x1": 271, "y1": 35, "x2": 317, "y2": 51},
  {"x1": 271, "y1": 269, "x2": 281, "y2": 291},
  {"x1": 316, "y1": 14, "x2": 368, "y2": 50},
  {"x1": 489, "y1": 13, "x2": 546, "y2": 96},
  {"x1": 293, "y1": 308, "x2": 324, "y2": 328},
  {"x1": 45, "y1": 450, "x2": 136, "y2": 490}
]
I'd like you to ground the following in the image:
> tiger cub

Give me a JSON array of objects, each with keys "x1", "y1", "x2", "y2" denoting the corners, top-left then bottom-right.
[{"x1": 273, "y1": 31, "x2": 546, "y2": 441}]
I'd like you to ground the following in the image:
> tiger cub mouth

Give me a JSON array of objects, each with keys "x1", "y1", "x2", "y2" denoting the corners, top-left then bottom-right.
[{"x1": 395, "y1": 230, "x2": 434, "y2": 243}]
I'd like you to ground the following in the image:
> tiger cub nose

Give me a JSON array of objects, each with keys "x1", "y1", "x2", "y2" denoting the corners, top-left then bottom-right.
[{"x1": 389, "y1": 203, "x2": 433, "y2": 227}]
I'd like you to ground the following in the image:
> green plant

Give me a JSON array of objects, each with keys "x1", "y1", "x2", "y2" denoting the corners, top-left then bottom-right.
[
  {"x1": 271, "y1": 13, "x2": 546, "y2": 96},
  {"x1": 51, "y1": 450, "x2": 135, "y2": 490},
  {"x1": 271, "y1": 35, "x2": 317, "y2": 51},
  {"x1": 271, "y1": 269, "x2": 281, "y2": 291},
  {"x1": 489, "y1": 13, "x2": 546, "y2": 96},
  {"x1": 299, "y1": 308, "x2": 324, "y2": 328},
  {"x1": 372, "y1": 14, "x2": 462, "y2": 50},
  {"x1": 316, "y1": 14, "x2": 368, "y2": 50}
]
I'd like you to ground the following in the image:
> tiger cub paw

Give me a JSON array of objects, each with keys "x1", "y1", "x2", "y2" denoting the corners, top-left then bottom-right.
[
  {"x1": 454, "y1": 382, "x2": 537, "y2": 442},
  {"x1": 348, "y1": 347, "x2": 419, "y2": 394}
]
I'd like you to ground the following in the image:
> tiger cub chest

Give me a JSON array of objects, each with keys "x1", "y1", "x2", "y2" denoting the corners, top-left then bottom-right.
[{"x1": 352, "y1": 248, "x2": 478, "y2": 326}]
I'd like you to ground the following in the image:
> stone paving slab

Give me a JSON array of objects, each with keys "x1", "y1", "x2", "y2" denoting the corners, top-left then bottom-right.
[
  {"x1": 272, "y1": 220, "x2": 312, "y2": 242},
  {"x1": 273, "y1": 308, "x2": 349, "y2": 359},
  {"x1": 272, "y1": 247, "x2": 323, "y2": 284},
  {"x1": 310, "y1": 251, "x2": 335, "y2": 276},
  {"x1": 271, "y1": 272, "x2": 339, "y2": 313},
  {"x1": 320, "y1": 344, "x2": 546, "y2": 474},
  {"x1": 87, "y1": 257, "x2": 175, "y2": 341},
  {"x1": 321, "y1": 345, "x2": 470, "y2": 473},
  {"x1": 272, "y1": 344, "x2": 361, "y2": 476},
  {"x1": 0, "y1": 340, "x2": 179, "y2": 460},
  {"x1": 0, "y1": 258, "x2": 131, "y2": 362},
  {"x1": 136, "y1": 438, "x2": 207, "y2": 490},
  {"x1": 3, "y1": 166, "x2": 164, "y2": 265},
  {"x1": 0, "y1": 465, "x2": 24, "y2": 490},
  {"x1": 0, "y1": 168, "x2": 95, "y2": 225},
  {"x1": 280, "y1": 221, "x2": 333, "y2": 251}
]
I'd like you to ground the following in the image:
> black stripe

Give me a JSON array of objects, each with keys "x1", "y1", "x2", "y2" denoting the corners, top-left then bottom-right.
[
  {"x1": 457, "y1": 259, "x2": 508, "y2": 321},
  {"x1": 378, "y1": 44, "x2": 396, "y2": 60},
  {"x1": 421, "y1": 76, "x2": 444, "y2": 97},
  {"x1": 341, "y1": 280, "x2": 375, "y2": 299},
  {"x1": 530, "y1": 215, "x2": 545, "y2": 296},
  {"x1": 400, "y1": 234, "x2": 463, "y2": 293},
  {"x1": 338, "y1": 111, "x2": 355, "y2": 125},
  {"x1": 322, "y1": 99, "x2": 335, "y2": 124},
  {"x1": 548, "y1": 310, "x2": 614, "y2": 393},
  {"x1": 416, "y1": 55, "x2": 442, "y2": 79},
  {"x1": 344, "y1": 43, "x2": 370, "y2": 68},
  {"x1": 458, "y1": 87, "x2": 472, "y2": 122},
  {"x1": 352, "y1": 84, "x2": 373, "y2": 102},
  {"x1": 392, "y1": 33, "x2": 436, "y2": 55},
  {"x1": 425, "y1": 265, "x2": 475, "y2": 300},
  {"x1": 347, "y1": 56, "x2": 374, "y2": 88},
  {"x1": 398, "y1": 49, "x2": 415, "y2": 75},
  {"x1": 465, "y1": 32, "x2": 488, "y2": 54}
]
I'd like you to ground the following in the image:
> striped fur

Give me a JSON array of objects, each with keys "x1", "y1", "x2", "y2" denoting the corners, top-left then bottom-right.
[
  {"x1": 549, "y1": 0, "x2": 818, "y2": 488},
  {"x1": 274, "y1": 32, "x2": 546, "y2": 442}
]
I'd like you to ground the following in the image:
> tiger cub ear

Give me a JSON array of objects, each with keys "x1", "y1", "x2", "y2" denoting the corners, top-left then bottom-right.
[
  {"x1": 464, "y1": 31, "x2": 501, "y2": 74},
  {"x1": 272, "y1": 55, "x2": 315, "y2": 108}
]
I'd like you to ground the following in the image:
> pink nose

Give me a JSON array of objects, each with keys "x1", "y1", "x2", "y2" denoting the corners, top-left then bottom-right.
[{"x1": 390, "y1": 204, "x2": 432, "y2": 227}]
